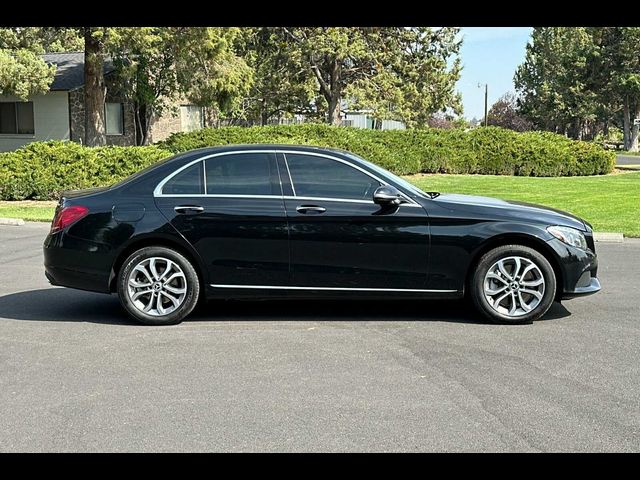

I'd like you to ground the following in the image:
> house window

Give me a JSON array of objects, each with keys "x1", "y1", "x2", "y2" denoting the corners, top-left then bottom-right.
[
  {"x1": 0, "y1": 101, "x2": 35, "y2": 135},
  {"x1": 180, "y1": 105, "x2": 203, "y2": 132},
  {"x1": 105, "y1": 102, "x2": 124, "y2": 135}
]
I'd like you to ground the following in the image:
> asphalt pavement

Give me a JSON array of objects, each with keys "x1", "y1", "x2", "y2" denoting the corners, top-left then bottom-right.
[
  {"x1": 616, "y1": 154, "x2": 640, "y2": 166},
  {"x1": 0, "y1": 223, "x2": 638, "y2": 452}
]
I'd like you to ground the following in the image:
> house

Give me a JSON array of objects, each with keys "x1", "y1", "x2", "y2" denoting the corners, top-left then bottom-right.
[
  {"x1": 342, "y1": 110, "x2": 405, "y2": 130},
  {"x1": 0, "y1": 52, "x2": 204, "y2": 152}
]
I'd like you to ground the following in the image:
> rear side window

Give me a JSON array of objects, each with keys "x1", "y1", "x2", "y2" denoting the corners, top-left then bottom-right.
[
  {"x1": 285, "y1": 153, "x2": 381, "y2": 200},
  {"x1": 205, "y1": 153, "x2": 278, "y2": 195},
  {"x1": 162, "y1": 162, "x2": 204, "y2": 195}
]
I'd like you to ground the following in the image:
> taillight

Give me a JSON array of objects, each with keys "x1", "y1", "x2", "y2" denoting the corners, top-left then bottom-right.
[{"x1": 50, "y1": 205, "x2": 89, "y2": 234}]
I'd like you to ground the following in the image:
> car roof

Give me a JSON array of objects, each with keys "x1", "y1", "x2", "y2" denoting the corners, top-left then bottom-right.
[{"x1": 181, "y1": 144, "x2": 354, "y2": 157}]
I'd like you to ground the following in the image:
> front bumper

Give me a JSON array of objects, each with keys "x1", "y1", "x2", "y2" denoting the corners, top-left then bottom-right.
[
  {"x1": 561, "y1": 277, "x2": 601, "y2": 299},
  {"x1": 545, "y1": 237, "x2": 600, "y2": 300}
]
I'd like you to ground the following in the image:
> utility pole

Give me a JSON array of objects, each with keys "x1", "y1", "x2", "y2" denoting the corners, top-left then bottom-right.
[
  {"x1": 478, "y1": 83, "x2": 488, "y2": 127},
  {"x1": 484, "y1": 83, "x2": 488, "y2": 127}
]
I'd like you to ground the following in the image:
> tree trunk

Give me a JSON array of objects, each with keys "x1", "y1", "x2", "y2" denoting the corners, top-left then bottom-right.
[
  {"x1": 623, "y1": 96, "x2": 631, "y2": 150},
  {"x1": 84, "y1": 29, "x2": 106, "y2": 147},
  {"x1": 327, "y1": 94, "x2": 341, "y2": 125},
  {"x1": 141, "y1": 106, "x2": 152, "y2": 146},
  {"x1": 630, "y1": 101, "x2": 640, "y2": 153}
]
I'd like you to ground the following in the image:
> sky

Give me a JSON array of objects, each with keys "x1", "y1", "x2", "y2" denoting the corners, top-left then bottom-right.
[{"x1": 457, "y1": 27, "x2": 533, "y2": 120}]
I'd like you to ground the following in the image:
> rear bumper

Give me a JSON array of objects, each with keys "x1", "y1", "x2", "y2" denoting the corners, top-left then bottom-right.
[{"x1": 43, "y1": 232, "x2": 111, "y2": 294}]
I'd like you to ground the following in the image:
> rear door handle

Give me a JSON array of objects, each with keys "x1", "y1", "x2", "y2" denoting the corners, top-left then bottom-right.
[
  {"x1": 174, "y1": 205, "x2": 205, "y2": 214},
  {"x1": 296, "y1": 205, "x2": 326, "y2": 214}
]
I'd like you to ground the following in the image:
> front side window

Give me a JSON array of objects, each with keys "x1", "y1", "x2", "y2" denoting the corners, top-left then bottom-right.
[
  {"x1": 0, "y1": 101, "x2": 34, "y2": 134},
  {"x1": 162, "y1": 162, "x2": 204, "y2": 195},
  {"x1": 285, "y1": 154, "x2": 381, "y2": 201},
  {"x1": 105, "y1": 102, "x2": 124, "y2": 135},
  {"x1": 205, "y1": 153, "x2": 277, "y2": 195}
]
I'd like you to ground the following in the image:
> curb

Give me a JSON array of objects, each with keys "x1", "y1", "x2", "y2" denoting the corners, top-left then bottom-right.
[
  {"x1": 0, "y1": 217, "x2": 25, "y2": 226},
  {"x1": 594, "y1": 232, "x2": 624, "y2": 243}
]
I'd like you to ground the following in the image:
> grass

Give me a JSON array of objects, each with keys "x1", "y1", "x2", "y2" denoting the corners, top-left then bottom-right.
[
  {"x1": 0, "y1": 201, "x2": 56, "y2": 223},
  {"x1": 405, "y1": 171, "x2": 640, "y2": 237},
  {"x1": 0, "y1": 172, "x2": 638, "y2": 237}
]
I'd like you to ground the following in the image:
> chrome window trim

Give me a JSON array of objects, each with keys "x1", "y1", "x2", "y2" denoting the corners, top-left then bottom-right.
[
  {"x1": 279, "y1": 149, "x2": 420, "y2": 206},
  {"x1": 152, "y1": 193, "x2": 422, "y2": 207},
  {"x1": 210, "y1": 283, "x2": 456, "y2": 293},
  {"x1": 153, "y1": 149, "x2": 421, "y2": 208}
]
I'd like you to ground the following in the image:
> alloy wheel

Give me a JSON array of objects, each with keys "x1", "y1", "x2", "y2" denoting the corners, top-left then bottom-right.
[
  {"x1": 483, "y1": 256, "x2": 545, "y2": 318},
  {"x1": 126, "y1": 257, "x2": 187, "y2": 316}
]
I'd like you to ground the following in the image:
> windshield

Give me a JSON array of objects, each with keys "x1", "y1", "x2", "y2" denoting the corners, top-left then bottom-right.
[{"x1": 341, "y1": 152, "x2": 429, "y2": 198}]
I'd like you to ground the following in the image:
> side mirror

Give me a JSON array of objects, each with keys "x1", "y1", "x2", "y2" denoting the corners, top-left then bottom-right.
[{"x1": 373, "y1": 185, "x2": 403, "y2": 206}]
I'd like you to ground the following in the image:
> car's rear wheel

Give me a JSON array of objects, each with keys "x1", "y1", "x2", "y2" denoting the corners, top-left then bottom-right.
[
  {"x1": 117, "y1": 246, "x2": 200, "y2": 325},
  {"x1": 470, "y1": 244, "x2": 556, "y2": 324}
]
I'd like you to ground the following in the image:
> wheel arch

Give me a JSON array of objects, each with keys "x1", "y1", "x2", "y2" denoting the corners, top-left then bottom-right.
[
  {"x1": 465, "y1": 232, "x2": 564, "y2": 300},
  {"x1": 109, "y1": 235, "x2": 207, "y2": 293}
]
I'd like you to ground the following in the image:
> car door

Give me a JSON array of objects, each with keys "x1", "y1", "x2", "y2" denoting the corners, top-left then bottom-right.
[
  {"x1": 154, "y1": 150, "x2": 289, "y2": 287},
  {"x1": 280, "y1": 151, "x2": 430, "y2": 290}
]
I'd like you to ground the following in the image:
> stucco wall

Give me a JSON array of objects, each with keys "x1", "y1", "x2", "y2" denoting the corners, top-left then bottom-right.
[{"x1": 0, "y1": 91, "x2": 70, "y2": 152}]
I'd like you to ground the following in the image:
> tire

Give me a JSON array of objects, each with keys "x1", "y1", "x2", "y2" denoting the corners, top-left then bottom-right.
[
  {"x1": 470, "y1": 245, "x2": 556, "y2": 324},
  {"x1": 117, "y1": 246, "x2": 200, "y2": 325}
]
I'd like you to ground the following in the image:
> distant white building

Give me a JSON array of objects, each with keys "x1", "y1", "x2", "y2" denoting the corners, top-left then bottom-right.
[{"x1": 341, "y1": 110, "x2": 406, "y2": 130}]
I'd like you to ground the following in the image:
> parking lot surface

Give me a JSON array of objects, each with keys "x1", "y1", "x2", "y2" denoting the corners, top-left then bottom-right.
[{"x1": 0, "y1": 223, "x2": 638, "y2": 452}]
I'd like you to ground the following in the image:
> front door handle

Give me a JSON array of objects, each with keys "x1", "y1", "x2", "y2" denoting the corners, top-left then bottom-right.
[
  {"x1": 174, "y1": 205, "x2": 205, "y2": 214},
  {"x1": 296, "y1": 205, "x2": 326, "y2": 214}
]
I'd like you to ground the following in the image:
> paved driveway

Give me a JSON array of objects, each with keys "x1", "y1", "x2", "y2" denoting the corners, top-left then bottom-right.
[
  {"x1": 0, "y1": 223, "x2": 638, "y2": 452},
  {"x1": 617, "y1": 154, "x2": 640, "y2": 166}
]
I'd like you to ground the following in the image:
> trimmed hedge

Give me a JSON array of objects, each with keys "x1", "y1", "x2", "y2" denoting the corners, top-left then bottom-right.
[
  {"x1": 0, "y1": 125, "x2": 616, "y2": 200},
  {"x1": 0, "y1": 141, "x2": 171, "y2": 200},
  {"x1": 160, "y1": 125, "x2": 616, "y2": 177}
]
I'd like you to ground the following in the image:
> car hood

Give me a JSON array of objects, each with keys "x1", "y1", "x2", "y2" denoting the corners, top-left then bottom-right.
[{"x1": 430, "y1": 193, "x2": 588, "y2": 231}]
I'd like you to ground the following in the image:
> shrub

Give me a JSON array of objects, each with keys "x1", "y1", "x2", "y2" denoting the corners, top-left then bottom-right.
[
  {"x1": 0, "y1": 141, "x2": 171, "y2": 200},
  {"x1": 0, "y1": 125, "x2": 616, "y2": 201},
  {"x1": 160, "y1": 124, "x2": 615, "y2": 177}
]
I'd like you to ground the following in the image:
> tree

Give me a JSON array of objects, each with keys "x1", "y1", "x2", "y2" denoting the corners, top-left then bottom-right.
[
  {"x1": 281, "y1": 27, "x2": 463, "y2": 127},
  {"x1": 515, "y1": 27, "x2": 601, "y2": 140},
  {"x1": 592, "y1": 27, "x2": 640, "y2": 151},
  {"x1": 487, "y1": 93, "x2": 533, "y2": 131},
  {"x1": 83, "y1": 28, "x2": 109, "y2": 146},
  {"x1": 0, "y1": 28, "x2": 64, "y2": 99},
  {"x1": 236, "y1": 28, "x2": 316, "y2": 125},
  {"x1": 109, "y1": 27, "x2": 251, "y2": 145}
]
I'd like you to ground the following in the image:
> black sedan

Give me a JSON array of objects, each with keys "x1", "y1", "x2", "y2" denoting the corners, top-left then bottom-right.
[{"x1": 44, "y1": 144, "x2": 600, "y2": 325}]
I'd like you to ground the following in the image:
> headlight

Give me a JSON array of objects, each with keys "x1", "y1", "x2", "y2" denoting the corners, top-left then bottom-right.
[{"x1": 547, "y1": 225, "x2": 588, "y2": 250}]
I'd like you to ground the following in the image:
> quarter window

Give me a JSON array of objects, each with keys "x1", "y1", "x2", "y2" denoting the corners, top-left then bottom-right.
[
  {"x1": 205, "y1": 153, "x2": 277, "y2": 195},
  {"x1": 285, "y1": 154, "x2": 381, "y2": 201},
  {"x1": 162, "y1": 162, "x2": 204, "y2": 195}
]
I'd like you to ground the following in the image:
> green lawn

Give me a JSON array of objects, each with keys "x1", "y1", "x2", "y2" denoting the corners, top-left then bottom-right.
[
  {"x1": 0, "y1": 202, "x2": 56, "y2": 223},
  {"x1": 1, "y1": 172, "x2": 638, "y2": 237},
  {"x1": 405, "y1": 172, "x2": 640, "y2": 237}
]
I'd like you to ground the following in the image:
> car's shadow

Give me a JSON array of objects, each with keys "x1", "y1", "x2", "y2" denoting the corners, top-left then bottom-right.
[{"x1": 0, "y1": 288, "x2": 572, "y2": 326}]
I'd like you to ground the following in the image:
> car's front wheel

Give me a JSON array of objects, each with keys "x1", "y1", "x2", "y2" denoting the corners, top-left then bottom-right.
[
  {"x1": 117, "y1": 246, "x2": 200, "y2": 325},
  {"x1": 470, "y1": 244, "x2": 556, "y2": 324}
]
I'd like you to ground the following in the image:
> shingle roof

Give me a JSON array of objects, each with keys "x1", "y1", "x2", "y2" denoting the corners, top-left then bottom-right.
[{"x1": 43, "y1": 52, "x2": 115, "y2": 91}]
